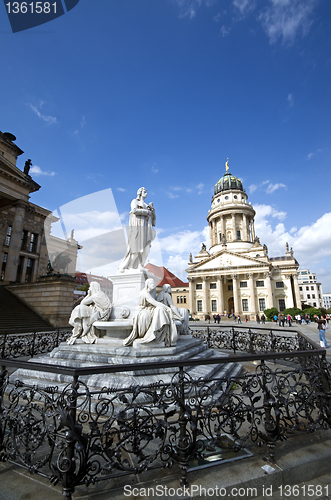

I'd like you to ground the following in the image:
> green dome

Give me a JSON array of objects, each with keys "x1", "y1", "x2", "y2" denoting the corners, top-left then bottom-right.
[{"x1": 214, "y1": 171, "x2": 243, "y2": 195}]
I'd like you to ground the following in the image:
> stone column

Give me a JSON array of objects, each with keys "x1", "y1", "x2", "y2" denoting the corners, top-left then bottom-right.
[
  {"x1": 220, "y1": 216, "x2": 225, "y2": 241},
  {"x1": 232, "y1": 214, "x2": 236, "y2": 240},
  {"x1": 242, "y1": 214, "x2": 248, "y2": 241},
  {"x1": 21, "y1": 257, "x2": 28, "y2": 283},
  {"x1": 247, "y1": 273, "x2": 256, "y2": 315},
  {"x1": 284, "y1": 274, "x2": 294, "y2": 308},
  {"x1": 292, "y1": 273, "x2": 301, "y2": 308},
  {"x1": 209, "y1": 222, "x2": 214, "y2": 246},
  {"x1": 4, "y1": 203, "x2": 25, "y2": 282},
  {"x1": 202, "y1": 277, "x2": 208, "y2": 313},
  {"x1": 232, "y1": 274, "x2": 239, "y2": 313},
  {"x1": 251, "y1": 219, "x2": 256, "y2": 241},
  {"x1": 188, "y1": 277, "x2": 194, "y2": 313},
  {"x1": 265, "y1": 272, "x2": 274, "y2": 309},
  {"x1": 217, "y1": 275, "x2": 224, "y2": 313}
]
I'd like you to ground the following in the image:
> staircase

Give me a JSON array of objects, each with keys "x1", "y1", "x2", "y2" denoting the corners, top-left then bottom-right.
[{"x1": 0, "y1": 285, "x2": 52, "y2": 332}]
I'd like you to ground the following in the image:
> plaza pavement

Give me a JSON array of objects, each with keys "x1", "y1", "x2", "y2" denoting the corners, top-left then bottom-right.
[{"x1": 1, "y1": 320, "x2": 331, "y2": 500}]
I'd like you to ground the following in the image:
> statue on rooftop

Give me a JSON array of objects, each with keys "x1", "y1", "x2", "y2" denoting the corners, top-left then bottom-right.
[
  {"x1": 118, "y1": 187, "x2": 156, "y2": 272},
  {"x1": 24, "y1": 159, "x2": 32, "y2": 175}
]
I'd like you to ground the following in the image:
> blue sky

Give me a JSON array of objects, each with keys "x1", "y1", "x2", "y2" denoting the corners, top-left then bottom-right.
[{"x1": 1, "y1": 0, "x2": 331, "y2": 291}]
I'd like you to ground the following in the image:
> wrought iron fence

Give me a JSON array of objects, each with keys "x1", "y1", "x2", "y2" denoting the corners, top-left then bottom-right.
[
  {"x1": 0, "y1": 326, "x2": 330, "y2": 499},
  {"x1": 0, "y1": 328, "x2": 71, "y2": 359}
]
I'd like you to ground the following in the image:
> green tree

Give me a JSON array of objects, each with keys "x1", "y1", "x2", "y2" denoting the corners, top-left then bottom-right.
[
  {"x1": 77, "y1": 282, "x2": 89, "y2": 293},
  {"x1": 283, "y1": 307, "x2": 302, "y2": 317},
  {"x1": 263, "y1": 307, "x2": 278, "y2": 322},
  {"x1": 302, "y1": 307, "x2": 322, "y2": 317}
]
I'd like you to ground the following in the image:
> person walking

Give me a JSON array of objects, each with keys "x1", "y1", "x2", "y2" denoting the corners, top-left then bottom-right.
[
  {"x1": 237, "y1": 314, "x2": 242, "y2": 324},
  {"x1": 261, "y1": 314, "x2": 265, "y2": 324},
  {"x1": 316, "y1": 315, "x2": 328, "y2": 348}
]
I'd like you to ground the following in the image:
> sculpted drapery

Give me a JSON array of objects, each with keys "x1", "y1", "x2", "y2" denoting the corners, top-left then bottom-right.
[
  {"x1": 118, "y1": 187, "x2": 156, "y2": 272},
  {"x1": 123, "y1": 278, "x2": 177, "y2": 347}
]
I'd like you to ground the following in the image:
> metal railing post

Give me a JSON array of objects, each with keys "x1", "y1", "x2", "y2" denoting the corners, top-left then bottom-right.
[{"x1": 30, "y1": 331, "x2": 36, "y2": 358}]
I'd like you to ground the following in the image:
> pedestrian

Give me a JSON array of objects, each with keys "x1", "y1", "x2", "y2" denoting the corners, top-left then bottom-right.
[
  {"x1": 256, "y1": 314, "x2": 260, "y2": 324},
  {"x1": 316, "y1": 315, "x2": 328, "y2": 348},
  {"x1": 287, "y1": 314, "x2": 292, "y2": 327},
  {"x1": 217, "y1": 314, "x2": 221, "y2": 324},
  {"x1": 274, "y1": 314, "x2": 278, "y2": 323},
  {"x1": 245, "y1": 315, "x2": 248, "y2": 323},
  {"x1": 279, "y1": 313, "x2": 285, "y2": 327},
  {"x1": 261, "y1": 314, "x2": 265, "y2": 324},
  {"x1": 213, "y1": 314, "x2": 217, "y2": 323},
  {"x1": 237, "y1": 314, "x2": 241, "y2": 324}
]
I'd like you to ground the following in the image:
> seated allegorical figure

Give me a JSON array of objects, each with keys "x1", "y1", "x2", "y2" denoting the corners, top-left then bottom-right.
[
  {"x1": 156, "y1": 284, "x2": 190, "y2": 335},
  {"x1": 123, "y1": 278, "x2": 177, "y2": 347},
  {"x1": 67, "y1": 282, "x2": 112, "y2": 345}
]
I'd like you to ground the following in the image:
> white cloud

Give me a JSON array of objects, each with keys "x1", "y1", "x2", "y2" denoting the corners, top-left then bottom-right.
[
  {"x1": 258, "y1": 0, "x2": 317, "y2": 44},
  {"x1": 167, "y1": 183, "x2": 205, "y2": 197},
  {"x1": 151, "y1": 164, "x2": 159, "y2": 174},
  {"x1": 173, "y1": 0, "x2": 216, "y2": 19},
  {"x1": 30, "y1": 165, "x2": 56, "y2": 176},
  {"x1": 266, "y1": 182, "x2": 287, "y2": 193},
  {"x1": 232, "y1": 0, "x2": 256, "y2": 16},
  {"x1": 249, "y1": 184, "x2": 257, "y2": 194},
  {"x1": 287, "y1": 93, "x2": 294, "y2": 107},
  {"x1": 306, "y1": 148, "x2": 323, "y2": 160},
  {"x1": 117, "y1": 187, "x2": 126, "y2": 192},
  {"x1": 29, "y1": 104, "x2": 57, "y2": 124},
  {"x1": 167, "y1": 192, "x2": 180, "y2": 199},
  {"x1": 220, "y1": 25, "x2": 231, "y2": 37}
]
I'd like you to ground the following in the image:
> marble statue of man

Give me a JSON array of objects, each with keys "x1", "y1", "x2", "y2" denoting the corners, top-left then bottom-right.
[
  {"x1": 67, "y1": 282, "x2": 112, "y2": 345},
  {"x1": 118, "y1": 187, "x2": 156, "y2": 272},
  {"x1": 123, "y1": 278, "x2": 177, "y2": 347},
  {"x1": 157, "y1": 284, "x2": 190, "y2": 335}
]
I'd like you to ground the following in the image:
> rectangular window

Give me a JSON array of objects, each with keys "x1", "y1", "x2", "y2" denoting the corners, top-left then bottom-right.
[
  {"x1": 197, "y1": 300, "x2": 202, "y2": 312},
  {"x1": 311, "y1": 286, "x2": 314, "y2": 290},
  {"x1": 16, "y1": 256, "x2": 24, "y2": 283},
  {"x1": 177, "y1": 296, "x2": 180, "y2": 304},
  {"x1": 183, "y1": 296, "x2": 186, "y2": 304},
  {"x1": 25, "y1": 258, "x2": 34, "y2": 283},
  {"x1": 306, "y1": 286, "x2": 309, "y2": 290},
  {"x1": 211, "y1": 299, "x2": 217, "y2": 312},
  {"x1": 279, "y1": 299, "x2": 286, "y2": 311},
  {"x1": 228, "y1": 285, "x2": 233, "y2": 291},
  {"x1": 210, "y1": 282, "x2": 217, "y2": 289},
  {"x1": 313, "y1": 302, "x2": 316, "y2": 307},
  {"x1": 256, "y1": 281, "x2": 264, "y2": 287},
  {"x1": 29, "y1": 233, "x2": 38, "y2": 253},
  {"x1": 21, "y1": 230, "x2": 29, "y2": 250},
  {"x1": 242, "y1": 299, "x2": 248, "y2": 311},
  {"x1": 236, "y1": 230, "x2": 241, "y2": 240},
  {"x1": 240, "y1": 281, "x2": 247, "y2": 288},
  {"x1": 276, "y1": 282, "x2": 284, "y2": 288},
  {"x1": 312, "y1": 294, "x2": 315, "y2": 299},
  {"x1": 307, "y1": 294, "x2": 311, "y2": 299},
  {"x1": 196, "y1": 283, "x2": 202, "y2": 290},
  {"x1": 1, "y1": 252, "x2": 8, "y2": 281},
  {"x1": 259, "y1": 298, "x2": 266, "y2": 311},
  {"x1": 299, "y1": 286, "x2": 302, "y2": 291},
  {"x1": 5, "y1": 225, "x2": 12, "y2": 246}
]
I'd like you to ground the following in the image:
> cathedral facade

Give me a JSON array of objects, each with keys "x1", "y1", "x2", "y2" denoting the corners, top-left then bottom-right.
[{"x1": 187, "y1": 162, "x2": 301, "y2": 319}]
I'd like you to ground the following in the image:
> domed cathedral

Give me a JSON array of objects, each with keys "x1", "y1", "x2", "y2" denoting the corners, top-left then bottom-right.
[{"x1": 187, "y1": 159, "x2": 301, "y2": 319}]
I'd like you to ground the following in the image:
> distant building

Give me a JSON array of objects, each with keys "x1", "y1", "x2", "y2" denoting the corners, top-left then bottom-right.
[
  {"x1": 75, "y1": 271, "x2": 113, "y2": 300},
  {"x1": 297, "y1": 269, "x2": 324, "y2": 309},
  {"x1": 187, "y1": 161, "x2": 301, "y2": 319},
  {"x1": 145, "y1": 263, "x2": 189, "y2": 306},
  {"x1": 323, "y1": 293, "x2": 331, "y2": 310}
]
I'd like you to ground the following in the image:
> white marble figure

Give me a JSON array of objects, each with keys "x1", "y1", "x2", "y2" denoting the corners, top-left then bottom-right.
[
  {"x1": 123, "y1": 278, "x2": 177, "y2": 347},
  {"x1": 118, "y1": 187, "x2": 156, "y2": 272},
  {"x1": 67, "y1": 282, "x2": 112, "y2": 345},
  {"x1": 156, "y1": 284, "x2": 190, "y2": 335}
]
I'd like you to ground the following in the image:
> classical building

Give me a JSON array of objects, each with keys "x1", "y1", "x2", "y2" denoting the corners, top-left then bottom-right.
[
  {"x1": 0, "y1": 130, "x2": 80, "y2": 326},
  {"x1": 0, "y1": 130, "x2": 80, "y2": 284},
  {"x1": 297, "y1": 269, "x2": 324, "y2": 309},
  {"x1": 187, "y1": 161, "x2": 301, "y2": 319}
]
